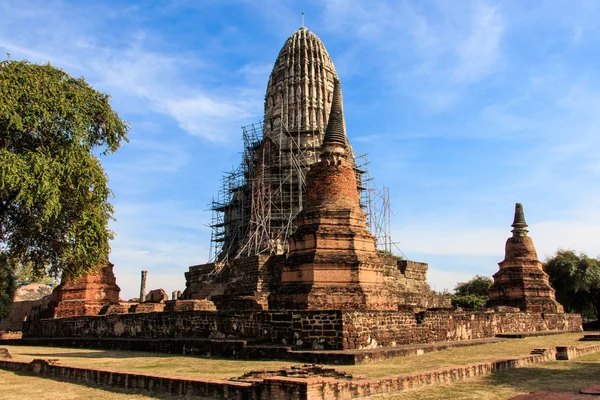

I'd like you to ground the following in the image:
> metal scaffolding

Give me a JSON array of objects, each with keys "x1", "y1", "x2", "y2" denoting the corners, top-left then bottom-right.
[
  {"x1": 209, "y1": 121, "x2": 394, "y2": 262},
  {"x1": 356, "y1": 153, "x2": 393, "y2": 253}
]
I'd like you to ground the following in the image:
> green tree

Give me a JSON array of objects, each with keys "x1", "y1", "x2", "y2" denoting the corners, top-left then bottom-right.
[
  {"x1": 452, "y1": 275, "x2": 493, "y2": 310},
  {"x1": 0, "y1": 255, "x2": 15, "y2": 317},
  {"x1": 0, "y1": 59, "x2": 128, "y2": 316},
  {"x1": 13, "y1": 262, "x2": 57, "y2": 287},
  {"x1": 544, "y1": 250, "x2": 600, "y2": 319},
  {"x1": 454, "y1": 275, "x2": 493, "y2": 297}
]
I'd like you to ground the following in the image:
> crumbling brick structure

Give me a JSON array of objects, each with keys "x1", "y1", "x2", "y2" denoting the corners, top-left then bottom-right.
[
  {"x1": 50, "y1": 263, "x2": 121, "y2": 318},
  {"x1": 268, "y1": 79, "x2": 397, "y2": 311},
  {"x1": 487, "y1": 203, "x2": 563, "y2": 313},
  {"x1": 182, "y1": 27, "x2": 449, "y2": 312}
]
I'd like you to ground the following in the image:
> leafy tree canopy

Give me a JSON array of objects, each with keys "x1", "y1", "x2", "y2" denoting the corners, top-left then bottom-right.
[
  {"x1": 0, "y1": 59, "x2": 128, "y2": 315},
  {"x1": 13, "y1": 262, "x2": 57, "y2": 287},
  {"x1": 451, "y1": 294, "x2": 487, "y2": 310},
  {"x1": 544, "y1": 249, "x2": 600, "y2": 319},
  {"x1": 454, "y1": 275, "x2": 493, "y2": 297},
  {"x1": 451, "y1": 275, "x2": 493, "y2": 310},
  {"x1": 0, "y1": 256, "x2": 15, "y2": 317}
]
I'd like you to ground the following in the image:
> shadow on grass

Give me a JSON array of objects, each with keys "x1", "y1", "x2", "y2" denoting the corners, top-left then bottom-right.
[
  {"x1": 5, "y1": 369, "x2": 185, "y2": 400},
  {"x1": 486, "y1": 361, "x2": 600, "y2": 394},
  {"x1": 18, "y1": 350, "x2": 174, "y2": 359}
]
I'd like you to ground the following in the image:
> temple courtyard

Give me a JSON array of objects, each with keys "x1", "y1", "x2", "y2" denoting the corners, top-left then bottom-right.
[
  {"x1": 2, "y1": 332, "x2": 600, "y2": 399},
  {"x1": 2, "y1": 19, "x2": 599, "y2": 400}
]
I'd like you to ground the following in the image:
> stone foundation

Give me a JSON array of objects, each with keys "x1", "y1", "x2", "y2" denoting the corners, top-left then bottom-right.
[{"x1": 24, "y1": 309, "x2": 581, "y2": 351}]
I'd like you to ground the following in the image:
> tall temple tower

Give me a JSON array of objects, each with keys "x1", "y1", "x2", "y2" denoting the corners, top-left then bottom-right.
[
  {"x1": 212, "y1": 27, "x2": 358, "y2": 261},
  {"x1": 264, "y1": 26, "x2": 337, "y2": 146},
  {"x1": 269, "y1": 79, "x2": 396, "y2": 311}
]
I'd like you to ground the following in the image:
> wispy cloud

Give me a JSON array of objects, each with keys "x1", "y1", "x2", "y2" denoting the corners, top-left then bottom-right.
[
  {"x1": 452, "y1": 2, "x2": 504, "y2": 85},
  {"x1": 318, "y1": 0, "x2": 505, "y2": 111},
  {"x1": 0, "y1": 1, "x2": 263, "y2": 143}
]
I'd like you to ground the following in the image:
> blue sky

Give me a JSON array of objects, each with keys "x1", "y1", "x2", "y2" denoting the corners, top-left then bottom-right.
[{"x1": 2, "y1": 0, "x2": 599, "y2": 299}]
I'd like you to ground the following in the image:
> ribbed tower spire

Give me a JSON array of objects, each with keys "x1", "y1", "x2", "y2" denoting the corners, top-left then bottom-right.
[
  {"x1": 511, "y1": 203, "x2": 529, "y2": 237},
  {"x1": 322, "y1": 78, "x2": 347, "y2": 147}
]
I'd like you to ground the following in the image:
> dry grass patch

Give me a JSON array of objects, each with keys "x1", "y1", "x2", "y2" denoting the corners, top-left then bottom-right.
[
  {"x1": 0, "y1": 369, "x2": 181, "y2": 400},
  {"x1": 374, "y1": 352, "x2": 600, "y2": 400},
  {"x1": 3, "y1": 345, "x2": 297, "y2": 379},
  {"x1": 2, "y1": 333, "x2": 587, "y2": 380},
  {"x1": 345, "y1": 332, "x2": 585, "y2": 378}
]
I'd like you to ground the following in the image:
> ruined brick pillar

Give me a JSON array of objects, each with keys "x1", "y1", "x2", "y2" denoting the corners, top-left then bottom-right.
[
  {"x1": 50, "y1": 263, "x2": 121, "y2": 318},
  {"x1": 487, "y1": 203, "x2": 563, "y2": 313},
  {"x1": 139, "y1": 270, "x2": 147, "y2": 303},
  {"x1": 269, "y1": 78, "x2": 397, "y2": 311}
]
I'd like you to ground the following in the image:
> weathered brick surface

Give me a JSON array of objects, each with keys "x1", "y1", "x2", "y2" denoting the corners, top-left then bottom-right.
[
  {"x1": 183, "y1": 262, "x2": 228, "y2": 300},
  {"x1": 0, "y1": 297, "x2": 52, "y2": 332},
  {"x1": 183, "y1": 255, "x2": 284, "y2": 311},
  {"x1": 341, "y1": 311, "x2": 581, "y2": 349},
  {"x1": 25, "y1": 310, "x2": 345, "y2": 350},
  {"x1": 145, "y1": 289, "x2": 168, "y2": 303},
  {"x1": 488, "y1": 204, "x2": 563, "y2": 313},
  {"x1": 0, "y1": 284, "x2": 54, "y2": 332},
  {"x1": 24, "y1": 309, "x2": 581, "y2": 351},
  {"x1": 555, "y1": 343, "x2": 600, "y2": 360},
  {"x1": 164, "y1": 300, "x2": 216, "y2": 312},
  {"x1": 50, "y1": 264, "x2": 121, "y2": 318},
  {"x1": 270, "y1": 154, "x2": 398, "y2": 311}
]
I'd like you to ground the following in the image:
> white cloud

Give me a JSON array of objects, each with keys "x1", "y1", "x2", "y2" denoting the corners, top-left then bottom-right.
[
  {"x1": 427, "y1": 268, "x2": 483, "y2": 293},
  {"x1": 0, "y1": 2, "x2": 263, "y2": 143},
  {"x1": 452, "y1": 2, "x2": 504, "y2": 84},
  {"x1": 161, "y1": 96, "x2": 254, "y2": 142}
]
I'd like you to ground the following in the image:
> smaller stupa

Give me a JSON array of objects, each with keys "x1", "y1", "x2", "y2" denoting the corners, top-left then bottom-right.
[
  {"x1": 50, "y1": 263, "x2": 121, "y2": 318},
  {"x1": 487, "y1": 203, "x2": 563, "y2": 313},
  {"x1": 268, "y1": 78, "x2": 397, "y2": 311}
]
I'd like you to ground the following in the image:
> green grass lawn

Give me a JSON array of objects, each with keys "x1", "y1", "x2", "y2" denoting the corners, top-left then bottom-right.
[
  {"x1": 0, "y1": 333, "x2": 598, "y2": 399},
  {"x1": 344, "y1": 332, "x2": 586, "y2": 378},
  {"x1": 2, "y1": 333, "x2": 587, "y2": 380}
]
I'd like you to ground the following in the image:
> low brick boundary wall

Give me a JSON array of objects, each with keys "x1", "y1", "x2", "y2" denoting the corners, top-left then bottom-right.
[
  {"x1": 0, "y1": 358, "x2": 302, "y2": 399},
  {"x1": 556, "y1": 343, "x2": 600, "y2": 360},
  {"x1": 2, "y1": 344, "x2": 599, "y2": 399},
  {"x1": 310, "y1": 349, "x2": 558, "y2": 399}
]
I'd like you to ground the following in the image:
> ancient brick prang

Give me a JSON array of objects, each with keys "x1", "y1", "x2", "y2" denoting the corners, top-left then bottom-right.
[
  {"x1": 269, "y1": 79, "x2": 397, "y2": 311},
  {"x1": 50, "y1": 263, "x2": 121, "y2": 318},
  {"x1": 487, "y1": 203, "x2": 563, "y2": 313}
]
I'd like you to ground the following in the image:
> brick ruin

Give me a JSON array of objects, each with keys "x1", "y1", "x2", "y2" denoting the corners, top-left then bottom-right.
[
  {"x1": 487, "y1": 203, "x2": 564, "y2": 313},
  {"x1": 4, "y1": 28, "x2": 580, "y2": 363},
  {"x1": 268, "y1": 79, "x2": 397, "y2": 311},
  {"x1": 49, "y1": 263, "x2": 121, "y2": 318}
]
